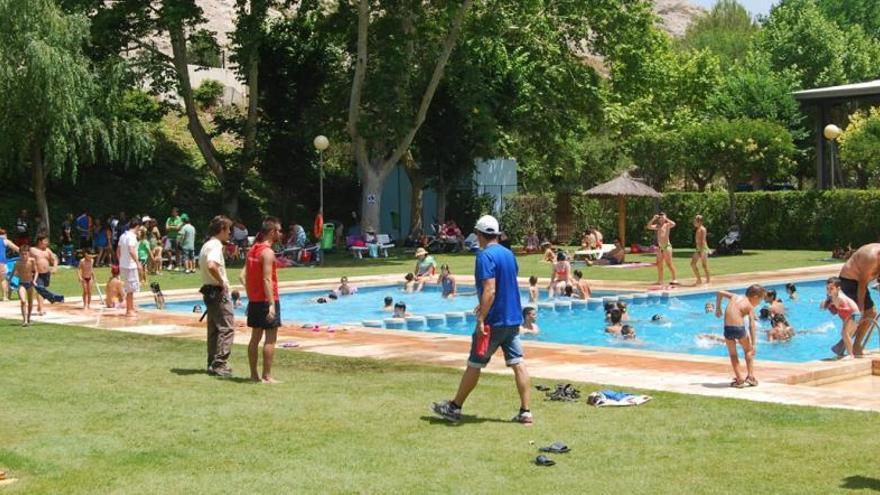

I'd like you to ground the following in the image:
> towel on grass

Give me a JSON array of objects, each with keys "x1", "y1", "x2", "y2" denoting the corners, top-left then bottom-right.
[
  {"x1": 599, "y1": 262, "x2": 654, "y2": 269},
  {"x1": 587, "y1": 390, "x2": 652, "y2": 407}
]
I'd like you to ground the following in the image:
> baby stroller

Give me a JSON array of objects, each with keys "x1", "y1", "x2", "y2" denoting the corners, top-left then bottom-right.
[{"x1": 714, "y1": 225, "x2": 743, "y2": 256}]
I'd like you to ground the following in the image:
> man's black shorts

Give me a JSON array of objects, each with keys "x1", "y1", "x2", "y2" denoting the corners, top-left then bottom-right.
[
  {"x1": 247, "y1": 301, "x2": 281, "y2": 329},
  {"x1": 840, "y1": 277, "x2": 875, "y2": 311}
]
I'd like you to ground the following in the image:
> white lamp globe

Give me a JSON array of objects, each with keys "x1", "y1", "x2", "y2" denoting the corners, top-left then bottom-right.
[
  {"x1": 823, "y1": 124, "x2": 842, "y2": 140},
  {"x1": 313, "y1": 135, "x2": 330, "y2": 151}
]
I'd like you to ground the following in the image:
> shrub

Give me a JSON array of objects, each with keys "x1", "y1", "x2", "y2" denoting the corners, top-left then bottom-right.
[
  {"x1": 193, "y1": 79, "x2": 225, "y2": 109},
  {"x1": 501, "y1": 193, "x2": 556, "y2": 244}
]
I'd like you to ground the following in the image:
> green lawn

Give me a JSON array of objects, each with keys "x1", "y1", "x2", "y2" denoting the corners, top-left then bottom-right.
[
  {"x1": 40, "y1": 249, "x2": 836, "y2": 297},
  {"x1": 1, "y1": 320, "x2": 877, "y2": 494}
]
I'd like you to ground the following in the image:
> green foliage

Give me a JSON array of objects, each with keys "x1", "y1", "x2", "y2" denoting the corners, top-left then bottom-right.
[
  {"x1": 680, "y1": 0, "x2": 758, "y2": 67},
  {"x1": 193, "y1": 79, "x2": 225, "y2": 109},
  {"x1": 839, "y1": 106, "x2": 880, "y2": 188},
  {"x1": 760, "y1": 0, "x2": 880, "y2": 89},
  {"x1": 818, "y1": 0, "x2": 880, "y2": 39},
  {"x1": 187, "y1": 28, "x2": 223, "y2": 67},
  {"x1": 445, "y1": 191, "x2": 494, "y2": 235},
  {"x1": 500, "y1": 193, "x2": 556, "y2": 244},
  {"x1": 118, "y1": 89, "x2": 166, "y2": 123}
]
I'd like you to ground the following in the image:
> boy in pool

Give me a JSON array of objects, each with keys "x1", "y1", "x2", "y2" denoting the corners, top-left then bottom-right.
[
  {"x1": 393, "y1": 301, "x2": 411, "y2": 318},
  {"x1": 767, "y1": 314, "x2": 795, "y2": 342},
  {"x1": 528, "y1": 276, "x2": 539, "y2": 303},
  {"x1": 715, "y1": 284, "x2": 765, "y2": 388},
  {"x1": 13, "y1": 247, "x2": 37, "y2": 326},
  {"x1": 620, "y1": 325, "x2": 637, "y2": 341},
  {"x1": 337, "y1": 276, "x2": 356, "y2": 296},
  {"x1": 382, "y1": 296, "x2": 394, "y2": 312},
  {"x1": 763, "y1": 289, "x2": 786, "y2": 316},
  {"x1": 605, "y1": 308, "x2": 623, "y2": 334},
  {"x1": 520, "y1": 307, "x2": 539, "y2": 335},
  {"x1": 231, "y1": 290, "x2": 242, "y2": 308},
  {"x1": 403, "y1": 273, "x2": 417, "y2": 293},
  {"x1": 785, "y1": 283, "x2": 798, "y2": 300},
  {"x1": 704, "y1": 302, "x2": 715, "y2": 314}
]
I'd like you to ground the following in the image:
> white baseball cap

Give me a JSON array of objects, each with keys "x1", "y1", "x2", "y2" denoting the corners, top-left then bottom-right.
[
  {"x1": 474, "y1": 215, "x2": 500, "y2": 235},
  {"x1": 142, "y1": 216, "x2": 152, "y2": 222}
]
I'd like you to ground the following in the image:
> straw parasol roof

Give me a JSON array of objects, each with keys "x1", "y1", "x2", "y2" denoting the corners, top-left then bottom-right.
[
  {"x1": 583, "y1": 174, "x2": 662, "y2": 247},
  {"x1": 584, "y1": 173, "x2": 662, "y2": 198}
]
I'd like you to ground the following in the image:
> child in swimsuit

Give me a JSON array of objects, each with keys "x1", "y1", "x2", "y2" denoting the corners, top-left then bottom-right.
[
  {"x1": 528, "y1": 276, "x2": 539, "y2": 303},
  {"x1": 767, "y1": 314, "x2": 795, "y2": 342},
  {"x1": 715, "y1": 285, "x2": 765, "y2": 388},
  {"x1": 785, "y1": 283, "x2": 798, "y2": 301},
  {"x1": 820, "y1": 277, "x2": 861, "y2": 360},
  {"x1": 548, "y1": 251, "x2": 571, "y2": 298},
  {"x1": 438, "y1": 264, "x2": 456, "y2": 298},
  {"x1": 403, "y1": 273, "x2": 417, "y2": 293},
  {"x1": 13, "y1": 248, "x2": 37, "y2": 326},
  {"x1": 337, "y1": 276, "x2": 356, "y2": 296},
  {"x1": 572, "y1": 269, "x2": 591, "y2": 300},
  {"x1": 78, "y1": 251, "x2": 96, "y2": 309}
]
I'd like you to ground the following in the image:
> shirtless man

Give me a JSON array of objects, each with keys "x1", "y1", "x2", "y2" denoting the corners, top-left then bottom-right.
[
  {"x1": 647, "y1": 212, "x2": 678, "y2": 287},
  {"x1": 690, "y1": 215, "x2": 710, "y2": 285},
  {"x1": 835, "y1": 243, "x2": 880, "y2": 356},
  {"x1": 30, "y1": 236, "x2": 60, "y2": 315},
  {"x1": 13, "y1": 248, "x2": 37, "y2": 326}
]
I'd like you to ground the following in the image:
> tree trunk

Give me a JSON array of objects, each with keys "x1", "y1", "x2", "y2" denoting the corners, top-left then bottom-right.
[
  {"x1": 168, "y1": 22, "x2": 230, "y2": 212},
  {"x1": 359, "y1": 160, "x2": 392, "y2": 233},
  {"x1": 436, "y1": 183, "x2": 448, "y2": 225},
  {"x1": 403, "y1": 161, "x2": 424, "y2": 236},
  {"x1": 31, "y1": 142, "x2": 50, "y2": 240},
  {"x1": 222, "y1": 183, "x2": 241, "y2": 220},
  {"x1": 727, "y1": 179, "x2": 738, "y2": 226}
]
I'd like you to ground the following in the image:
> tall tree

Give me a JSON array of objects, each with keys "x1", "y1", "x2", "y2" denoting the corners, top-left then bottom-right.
[
  {"x1": 760, "y1": 0, "x2": 880, "y2": 89},
  {"x1": 0, "y1": 0, "x2": 152, "y2": 238},
  {"x1": 679, "y1": 0, "x2": 758, "y2": 67},
  {"x1": 818, "y1": 0, "x2": 880, "y2": 39},
  {"x1": 74, "y1": 0, "x2": 270, "y2": 218},
  {"x1": 839, "y1": 106, "x2": 880, "y2": 188},
  {"x1": 345, "y1": 0, "x2": 475, "y2": 231}
]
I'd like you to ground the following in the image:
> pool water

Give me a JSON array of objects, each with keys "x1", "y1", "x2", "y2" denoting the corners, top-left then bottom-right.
[{"x1": 160, "y1": 279, "x2": 874, "y2": 363}]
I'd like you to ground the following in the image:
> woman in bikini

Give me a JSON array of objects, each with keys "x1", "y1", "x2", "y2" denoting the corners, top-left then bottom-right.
[{"x1": 548, "y1": 251, "x2": 572, "y2": 298}]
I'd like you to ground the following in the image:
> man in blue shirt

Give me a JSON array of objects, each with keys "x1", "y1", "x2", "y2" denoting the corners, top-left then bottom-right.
[{"x1": 432, "y1": 215, "x2": 532, "y2": 424}]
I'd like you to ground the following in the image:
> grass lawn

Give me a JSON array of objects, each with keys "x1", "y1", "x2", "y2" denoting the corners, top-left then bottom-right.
[
  {"x1": 1, "y1": 320, "x2": 877, "y2": 494},
  {"x1": 39, "y1": 249, "x2": 836, "y2": 298}
]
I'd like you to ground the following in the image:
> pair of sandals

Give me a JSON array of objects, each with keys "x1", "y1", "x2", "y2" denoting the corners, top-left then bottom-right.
[
  {"x1": 534, "y1": 442, "x2": 570, "y2": 467},
  {"x1": 730, "y1": 376, "x2": 758, "y2": 388}
]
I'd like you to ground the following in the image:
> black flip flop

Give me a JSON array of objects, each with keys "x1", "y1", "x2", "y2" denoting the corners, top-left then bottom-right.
[
  {"x1": 536, "y1": 384, "x2": 551, "y2": 392},
  {"x1": 539, "y1": 442, "x2": 570, "y2": 454},
  {"x1": 535, "y1": 455, "x2": 555, "y2": 466}
]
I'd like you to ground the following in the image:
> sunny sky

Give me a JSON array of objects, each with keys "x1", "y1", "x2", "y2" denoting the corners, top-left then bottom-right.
[{"x1": 690, "y1": 0, "x2": 777, "y2": 17}]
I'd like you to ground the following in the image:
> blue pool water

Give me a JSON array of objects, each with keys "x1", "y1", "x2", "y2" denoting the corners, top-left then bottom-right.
[{"x1": 160, "y1": 279, "x2": 874, "y2": 363}]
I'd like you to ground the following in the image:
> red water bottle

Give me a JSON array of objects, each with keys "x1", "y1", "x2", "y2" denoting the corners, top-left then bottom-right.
[{"x1": 476, "y1": 323, "x2": 491, "y2": 357}]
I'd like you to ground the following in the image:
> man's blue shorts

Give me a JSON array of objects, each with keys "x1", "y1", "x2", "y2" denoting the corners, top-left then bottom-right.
[{"x1": 467, "y1": 325, "x2": 524, "y2": 368}]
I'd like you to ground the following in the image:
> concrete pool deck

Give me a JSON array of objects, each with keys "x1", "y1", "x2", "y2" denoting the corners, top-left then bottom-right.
[{"x1": 6, "y1": 261, "x2": 880, "y2": 413}]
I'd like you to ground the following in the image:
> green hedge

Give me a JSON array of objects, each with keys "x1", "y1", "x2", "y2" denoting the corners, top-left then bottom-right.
[{"x1": 561, "y1": 189, "x2": 880, "y2": 250}]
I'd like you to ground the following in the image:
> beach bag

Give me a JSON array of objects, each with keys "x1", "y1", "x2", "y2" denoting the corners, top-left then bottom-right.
[{"x1": 368, "y1": 244, "x2": 379, "y2": 258}]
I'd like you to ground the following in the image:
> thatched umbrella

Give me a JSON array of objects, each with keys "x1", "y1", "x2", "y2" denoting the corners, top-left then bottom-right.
[{"x1": 583, "y1": 174, "x2": 662, "y2": 247}]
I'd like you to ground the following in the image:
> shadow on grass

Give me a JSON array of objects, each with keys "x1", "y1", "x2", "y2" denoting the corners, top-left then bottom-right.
[
  {"x1": 419, "y1": 415, "x2": 513, "y2": 427},
  {"x1": 841, "y1": 476, "x2": 880, "y2": 491},
  {"x1": 169, "y1": 368, "x2": 255, "y2": 384}
]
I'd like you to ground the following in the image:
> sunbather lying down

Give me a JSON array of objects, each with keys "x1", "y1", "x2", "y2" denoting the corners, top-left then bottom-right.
[{"x1": 590, "y1": 239, "x2": 625, "y2": 266}]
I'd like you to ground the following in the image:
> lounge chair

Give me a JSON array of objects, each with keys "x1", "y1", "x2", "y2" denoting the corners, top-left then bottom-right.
[
  {"x1": 375, "y1": 234, "x2": 395, "y2": 258},
  {"x1": 346, "y1": 235, "x2": 369, "y2": 259},
  {"x1": 574, "y1": 244, "x2": 615, "y2": 261}
]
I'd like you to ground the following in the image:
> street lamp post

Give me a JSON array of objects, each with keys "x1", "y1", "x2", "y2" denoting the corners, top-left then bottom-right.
[
  {"x1": 824, "y1": 124, "x2": 842, "y2": 189},
  {"x1": 313, "y1": 135, "x2": 330, "y2": 213}
]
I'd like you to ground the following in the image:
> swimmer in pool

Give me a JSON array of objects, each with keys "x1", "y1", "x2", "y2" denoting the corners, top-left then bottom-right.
[
  {"x1": 520, "y1": 307, "x2": 539, "y2": 335},
  {"x1": 767, "y1": 314, "x2": 794, "y2": 342},
  {"x1": 704, "y1": 302, "x2": 715, "y2": 314},
  {"x1": 785, "y1": 283, "x2": 798, "y2": 301},
  {"x1": 382, "y1": 296, "x2": 394, "y2": 312},
  {"x1": 393, "y1": 301, "x2": 412, "y2": 318},
  {"x1": 606, "y1": 308, "x2": 623, "y2": 335}
]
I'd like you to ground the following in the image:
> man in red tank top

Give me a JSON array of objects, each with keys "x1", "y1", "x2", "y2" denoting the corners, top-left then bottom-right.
[{"x1": 239, "y1": 217, "x2": 283, "y2": 383}]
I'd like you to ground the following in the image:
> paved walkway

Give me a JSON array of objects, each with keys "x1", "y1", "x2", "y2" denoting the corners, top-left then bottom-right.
[{"x1": 6, "y1": 262, "x2": 880, "y2": 413}]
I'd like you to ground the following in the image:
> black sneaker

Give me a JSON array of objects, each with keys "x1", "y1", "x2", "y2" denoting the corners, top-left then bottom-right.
[{"x1": 431, "y1": 400, "x2": 461, "y2": 422}]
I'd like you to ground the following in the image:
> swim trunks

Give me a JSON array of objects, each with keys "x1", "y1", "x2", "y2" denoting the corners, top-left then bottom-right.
[
  {"x1": 659, "y1": 243, "x2": 672, "y2": 252},
  {"x1": 37, "y1": 273, "x2": 50, "y2": 288},
  {"x1": 21, "y1": 281, "x2": 33, "y2": 290},
  {"x1": 723, "y1": 325, "x2": 747, "y2": 340},
  {"x1": 839, "y1": 277, "x2": 875, "y2": 312}
]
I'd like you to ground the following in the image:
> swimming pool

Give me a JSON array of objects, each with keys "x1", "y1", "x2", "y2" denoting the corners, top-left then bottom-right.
[{"x1": 158, "y1": 279, "x2": 875, "y2": 363}]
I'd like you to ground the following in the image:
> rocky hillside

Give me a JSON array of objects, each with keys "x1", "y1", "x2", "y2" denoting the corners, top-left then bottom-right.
[{"x1": 193, "y1": 0, "x2": 704, "y2": 47}]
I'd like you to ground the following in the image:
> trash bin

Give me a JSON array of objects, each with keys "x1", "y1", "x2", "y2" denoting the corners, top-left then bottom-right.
[{"x1": 321, "y1": 222, "x2": 335, "y2": 251}]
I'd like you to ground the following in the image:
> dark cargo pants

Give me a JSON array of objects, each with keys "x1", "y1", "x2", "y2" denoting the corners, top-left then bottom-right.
[{"x1": 206, "y1": 291, "x2": 235, "y2": 372}]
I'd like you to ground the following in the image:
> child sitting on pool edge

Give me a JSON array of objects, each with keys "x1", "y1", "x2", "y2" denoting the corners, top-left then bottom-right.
[
  {"x1": 403, "y1": 273, "x2": 417, "y2": 293},
  {"x1": 715, "y1": 284, "x2": 765, "y2": 388}
]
